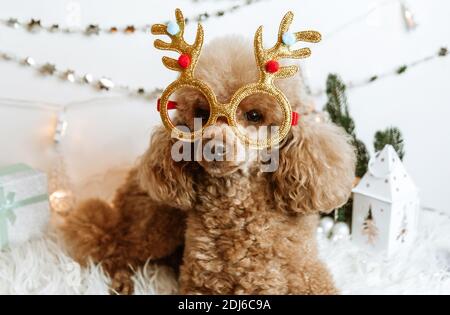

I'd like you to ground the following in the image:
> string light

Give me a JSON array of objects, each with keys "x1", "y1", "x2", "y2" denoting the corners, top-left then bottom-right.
[
  {"x1": 48, "y1": 107, "x2": 75, "y2": 213},
  {"x1": 0, "y1": 97, "x2": 130, "y2": 213},
  {"x1": 53, "y1": 110, "x2": 68, "y2": 144},
  {"x1": 0, "y1": 0, "x2": 266, "y2": 36}
]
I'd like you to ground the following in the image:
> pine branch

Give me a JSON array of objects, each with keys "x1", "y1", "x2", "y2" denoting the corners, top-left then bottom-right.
[
  {"x1": 324, "y1": 74, "x2": 369, "y2": 178},
  {"x1": 324, "y1": 74, "x2": 355, "y2": 136},
  {"x1": 335, "y1": 199, "x2": 352, "y2": 223},
  {"x1": 323, "y1": 74, "x2": 371, "y2": 223},
  {"x1": 322, "y1": 75, "x2": 407, "y2": 225},
  {"x1": 373, "y1": 127, "x2": 405, "y2": 160},
  {"x1": 353, "y1": 138, "x2": 370, "y2": 177}
]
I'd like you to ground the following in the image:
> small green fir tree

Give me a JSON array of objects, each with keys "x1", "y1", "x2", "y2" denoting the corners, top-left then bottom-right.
[{"x1": 373, "y1": 127, "x2": 405, "y2": 160}]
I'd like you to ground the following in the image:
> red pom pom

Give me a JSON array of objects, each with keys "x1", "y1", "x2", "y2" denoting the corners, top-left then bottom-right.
[
  {"x1": 178, "y1": 54, "x2": 191, "y2": 69},
  {"x1": 265, "y1": 60, "x2": 279, "y2": 73},
  {"x1": 291, "y1": 111, "x2": 300, "y2": 126},
  {"x1": 157, "y1": 99, "x2": 177, "y2": 111}
]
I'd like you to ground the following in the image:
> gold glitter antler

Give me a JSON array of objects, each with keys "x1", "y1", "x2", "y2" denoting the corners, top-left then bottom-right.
[
  {"x1": 151, "y1": 9, "x2": 204, "y2": 75},
  {"x1": 152, "y1": 10, "x2": 322, "y2": 148},
  {"x1": 254, "y1": 11, "x2": 321, "y2": 82}
]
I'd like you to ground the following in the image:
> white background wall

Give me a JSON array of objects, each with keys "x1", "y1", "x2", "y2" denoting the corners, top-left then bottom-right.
[{"x1": 0, "y1": 0, "x2": 449, "y2": 212}]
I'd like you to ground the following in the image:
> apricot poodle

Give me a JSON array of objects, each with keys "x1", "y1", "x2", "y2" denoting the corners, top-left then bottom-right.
[{"x1": 59, "y1": 36, "x2": 356, "y2": 294}]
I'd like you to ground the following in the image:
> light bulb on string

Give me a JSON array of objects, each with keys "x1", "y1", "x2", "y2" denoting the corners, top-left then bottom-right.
[
  {"x1": 48, "y1": 108, "x2": 76, "y2": 214},
  {"x1": 400, "y1": 1, "x2": 417, "y2": 31}
]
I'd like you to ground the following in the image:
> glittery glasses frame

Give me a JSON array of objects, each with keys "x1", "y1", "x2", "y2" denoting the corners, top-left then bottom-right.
[{"x1": 152, "y1": 9, "x2": 321, "y2": 149}]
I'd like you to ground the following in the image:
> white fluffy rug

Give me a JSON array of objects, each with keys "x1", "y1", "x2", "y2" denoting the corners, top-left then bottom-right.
[
  {"x1": 321, "y1": 209, "x2": 450, "y2": 294},
  {"x1": 1, "y1": 209, "x2": 449, "y2": 295}
]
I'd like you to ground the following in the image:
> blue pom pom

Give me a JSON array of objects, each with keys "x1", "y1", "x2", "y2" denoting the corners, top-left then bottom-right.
[
  {"x1": 166, "y1": 21, "x2": 180, "y2": 36},
  {"x1": 282, "y1": 32, "x2": 296, "y2": 46}
]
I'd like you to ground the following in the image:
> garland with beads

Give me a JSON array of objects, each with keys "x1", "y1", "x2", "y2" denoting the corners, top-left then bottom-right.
[
  {"x1": 1, "y1": 0, "x2": 444, "y2": 99},
  {"x1": 0, "y1": 50, "x2": 163, "y2": 99},
  {"x1": 311, "y1": 47, "x2": 448, "y2": 96},
  {"x1": 0, "y1": 0, "x2": 414, "y2": 38},
  {"x1": 0, "y1": 0, "x2": 265, "y2": 36},
  {"x1": 1, "y1": 46, "x2": 447, "y2": 101}
]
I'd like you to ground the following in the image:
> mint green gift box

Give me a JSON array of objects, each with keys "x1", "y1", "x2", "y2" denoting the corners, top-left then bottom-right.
[{"x1": 0, "y1": 164, "x2": 49, "y2": 250}]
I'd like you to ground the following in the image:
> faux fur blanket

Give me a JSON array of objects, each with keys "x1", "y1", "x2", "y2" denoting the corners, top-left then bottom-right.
[{"x1": 0, "y1": 210, "x2": 449, "y2": 294}]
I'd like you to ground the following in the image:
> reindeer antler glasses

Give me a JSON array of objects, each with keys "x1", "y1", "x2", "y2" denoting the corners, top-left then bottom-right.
[{"x1": 152, "y1": 9, "x2": 321, "y2": 149}]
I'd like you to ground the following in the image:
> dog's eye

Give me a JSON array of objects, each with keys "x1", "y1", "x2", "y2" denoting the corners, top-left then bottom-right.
[
  {"x1": 245, "y1": 110, "x2": 263, "y2": 123},
  {"x1": 194, "y1": 108, "x2": 210, "y2": 122}
]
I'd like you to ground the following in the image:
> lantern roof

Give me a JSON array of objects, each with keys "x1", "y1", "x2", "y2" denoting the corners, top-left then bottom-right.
[{"x1": 352, "y1": 145, "x2": 418, "y2": 203}]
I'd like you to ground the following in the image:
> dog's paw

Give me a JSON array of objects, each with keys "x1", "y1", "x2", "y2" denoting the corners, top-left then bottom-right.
[{"x1": 109, "y1": 270, "x2": 134, "y2": 295}]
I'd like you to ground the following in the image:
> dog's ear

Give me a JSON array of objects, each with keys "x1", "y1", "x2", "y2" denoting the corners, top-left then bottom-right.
[
  {"x1": 138, "y1": 126, "x2": 196, "y2": 211},
  {"x1": 272, "y1": 117, "x2": 356, "y2": 215}
]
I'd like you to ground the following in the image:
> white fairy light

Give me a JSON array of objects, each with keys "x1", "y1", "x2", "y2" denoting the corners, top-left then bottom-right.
[
  {"x1": 53, "y1": 110, "x2": 68, "y2": 144},
  {"x1": 400, "y1": 1, "x2": 417, "y2": 31},
  {"x1": 49, "y1": 189, "x2": 75, "y2": 213},
  {"x1": 48, "y1": 108, "x2": 76, "y2": 213}
]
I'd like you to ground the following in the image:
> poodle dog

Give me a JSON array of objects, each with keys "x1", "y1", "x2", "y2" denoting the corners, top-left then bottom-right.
[{"x1": 59, "y1": 36, "x2": 356, "y2": 295}]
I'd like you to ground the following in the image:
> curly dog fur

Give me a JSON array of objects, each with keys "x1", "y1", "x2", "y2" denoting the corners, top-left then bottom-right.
[{"x1": 58, "y1": 36, "x2": 356, "y2": 294}]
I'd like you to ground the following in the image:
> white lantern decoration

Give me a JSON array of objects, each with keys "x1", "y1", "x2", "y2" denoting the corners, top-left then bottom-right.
[{"x1": 351, "y1": 145, "x2": 420, "y2": 256}]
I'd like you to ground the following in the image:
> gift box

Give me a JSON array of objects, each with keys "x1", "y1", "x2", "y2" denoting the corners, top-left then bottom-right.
[{"x1": 0, "y1": 163, "x2": 50, "y2": 250}]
